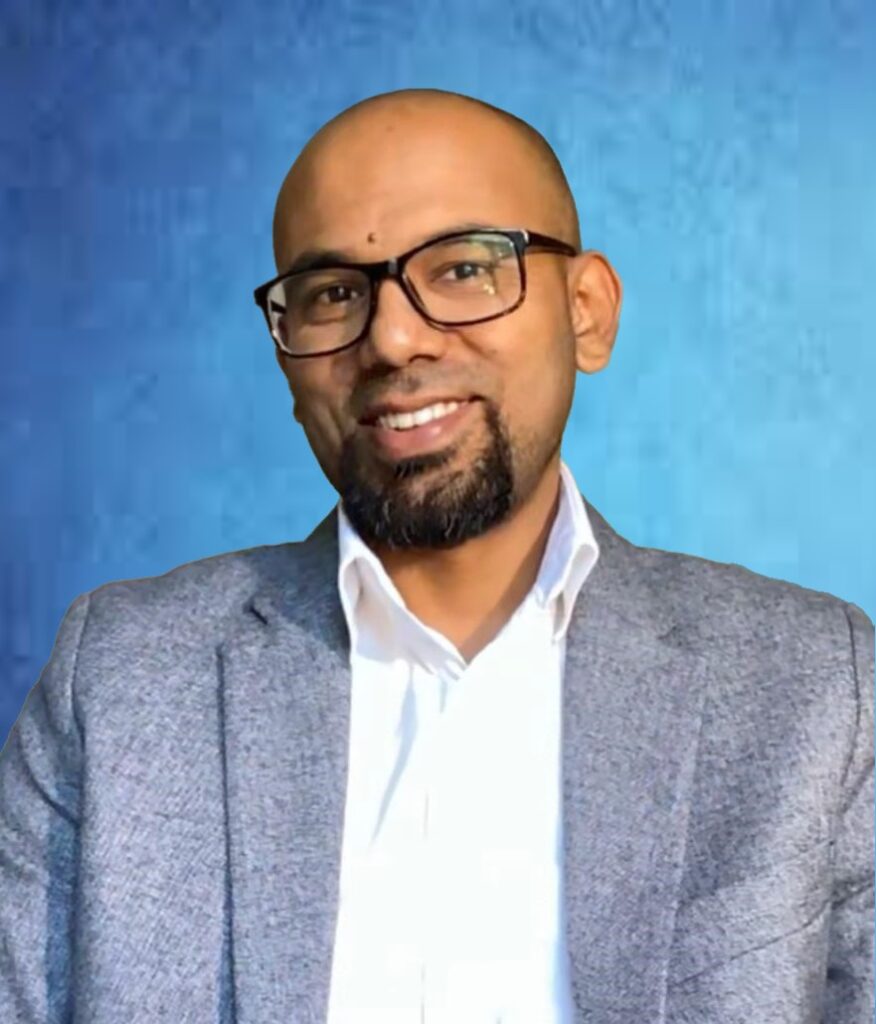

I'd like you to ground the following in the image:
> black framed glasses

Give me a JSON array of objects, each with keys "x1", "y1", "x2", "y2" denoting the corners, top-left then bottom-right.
[{"x1": 253, "y1": 226, "x2": 578, "y2": 358}]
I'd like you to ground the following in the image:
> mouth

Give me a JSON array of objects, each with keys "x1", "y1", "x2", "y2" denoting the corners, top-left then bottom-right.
[{"x1": 359, "y1": 398, "x2": 482, "y2": 459}]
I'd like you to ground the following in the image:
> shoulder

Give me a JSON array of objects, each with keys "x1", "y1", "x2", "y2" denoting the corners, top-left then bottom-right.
[
  {"x1": 73, "y1": 537, "x2": 325, "y2": 664},
  {"x1": 615, "y1": 527, "x2": 868, "y2": 658},
  {"x1": 60, "y1": 537, "x2": 337, "y2": 719},
  {"x1": 87, "y1": 541, "x2": 294, "y2": 617},
  {"x1": 589, "y1": 507, "x2": 870, "y2": 745},
  {"x1": 627, "y1": 536, "x2": 871, "y2": 778}
]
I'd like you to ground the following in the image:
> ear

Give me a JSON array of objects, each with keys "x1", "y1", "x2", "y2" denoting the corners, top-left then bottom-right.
[
  {"x1": 566, "y1": 251, "x2": 622, "y2": 374},
  {"x1": 274, "y1": 347, "x2": 303, "y2": 423}
]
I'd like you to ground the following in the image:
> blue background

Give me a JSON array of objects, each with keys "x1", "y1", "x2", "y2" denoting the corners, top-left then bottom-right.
[{"x1": 2, "y1": 0, "x2": 874, "y2": 744}]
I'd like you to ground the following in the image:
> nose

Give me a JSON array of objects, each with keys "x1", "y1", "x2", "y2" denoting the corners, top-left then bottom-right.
[{"x1": 357, "y1": 275, "x2": 449, "y2": 367}]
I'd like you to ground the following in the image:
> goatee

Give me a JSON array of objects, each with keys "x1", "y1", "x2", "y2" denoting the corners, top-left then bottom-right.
[{"x1": 339, "y1": 401, "x2": 515, "y2": 550}]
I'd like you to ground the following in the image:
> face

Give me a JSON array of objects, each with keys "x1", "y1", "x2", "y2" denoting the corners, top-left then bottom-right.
[{"x1": 272, "y1": 103, "x2": 597, "y2": 551}]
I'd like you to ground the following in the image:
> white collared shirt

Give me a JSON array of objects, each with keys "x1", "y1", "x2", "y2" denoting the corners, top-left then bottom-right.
[{"x1": 326, "y1": 460, "x2": 599, "y2": 1024}]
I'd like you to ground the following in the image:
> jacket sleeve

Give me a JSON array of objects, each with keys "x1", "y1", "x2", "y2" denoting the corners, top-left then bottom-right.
[
  {"x1": 821, "y1": 602, "x2": 875, "y2": 1023},
  {"x1": 0, "y1": 593, "x2": 89, "y2": 1024}
]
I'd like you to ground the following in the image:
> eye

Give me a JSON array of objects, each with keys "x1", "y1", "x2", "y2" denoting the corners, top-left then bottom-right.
[
  {"x1": 312, "y1": 283, "x2": 360, "y2": 305},
  {"x1": 436, "y1": 261, "x2": 491, "y2": 283}
]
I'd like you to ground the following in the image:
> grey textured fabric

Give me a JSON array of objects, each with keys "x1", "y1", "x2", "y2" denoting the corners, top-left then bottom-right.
[{"x1": 1, "y1": 499, "x2": 872, "y2": 1023}]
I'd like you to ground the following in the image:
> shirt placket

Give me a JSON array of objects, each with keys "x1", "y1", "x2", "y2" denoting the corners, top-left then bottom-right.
[{"x1": 403, "y1": 629, "x2": 464, "y2": 1024}]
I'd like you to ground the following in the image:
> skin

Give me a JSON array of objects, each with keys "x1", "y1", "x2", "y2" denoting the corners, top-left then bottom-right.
[{"x1": 271, "y1": 90, "x2": 622, "y2": 661}]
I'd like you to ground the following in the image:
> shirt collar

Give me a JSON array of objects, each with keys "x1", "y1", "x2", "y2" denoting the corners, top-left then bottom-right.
[
  {"x1": 336, "y1": 459, "x2": 599, "y2": 647},
  {"x1": 536, "y1": 459, "x2": 600, "y2": 639}
]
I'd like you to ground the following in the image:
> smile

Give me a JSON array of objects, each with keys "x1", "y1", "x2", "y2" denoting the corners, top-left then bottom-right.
[
  {"x1": 376, "y1": 400, "x2": 465, "y2": 431},
  {"x1": 362, "y1": 398, "x2": 480, "y2": 458}
]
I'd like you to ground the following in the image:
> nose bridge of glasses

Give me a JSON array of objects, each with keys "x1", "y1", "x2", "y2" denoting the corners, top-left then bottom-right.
[{"x1": 368, "y1": 254, "x2": 427, "y2": 319}]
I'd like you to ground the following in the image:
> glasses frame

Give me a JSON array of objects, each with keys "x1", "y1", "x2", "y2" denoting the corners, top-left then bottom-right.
[{"x1": 253, "y1": 226, "x2": 579, "y2": 358}]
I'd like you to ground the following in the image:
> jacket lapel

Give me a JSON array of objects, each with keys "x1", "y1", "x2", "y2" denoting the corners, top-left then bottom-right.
[
  {"x1": 562, "y1": 504, "x2": 708, "y2": 1021},
  {"x1": 219, "y1": 500, "x2": 707, "y2": 1023},
  {"x1": 219, "y1": 513, "x2": 350, "y2": 1023}
]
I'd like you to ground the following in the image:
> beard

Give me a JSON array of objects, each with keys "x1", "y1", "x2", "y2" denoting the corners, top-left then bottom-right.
[{"x1": 338, "y1": 401, "x2": 516, "y2": 550}]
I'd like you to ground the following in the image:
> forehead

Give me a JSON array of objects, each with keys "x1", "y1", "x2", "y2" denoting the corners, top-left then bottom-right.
[{"x1": 274, "y1": 110, "x2": 554, "y2": 267}]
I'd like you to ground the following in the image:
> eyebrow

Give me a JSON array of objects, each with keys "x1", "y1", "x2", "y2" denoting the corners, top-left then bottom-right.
[{"x1": 281, "y1": 221, "x2": 496, "y2": 275}]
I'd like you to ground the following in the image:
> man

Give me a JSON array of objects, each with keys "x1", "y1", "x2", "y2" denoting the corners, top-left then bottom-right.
[{"x1": 0, "y1": 88, "x2": 872, "y2": 1024}]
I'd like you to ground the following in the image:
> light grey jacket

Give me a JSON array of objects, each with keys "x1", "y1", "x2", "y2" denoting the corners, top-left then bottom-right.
[{"x1": 1, "y1": 500, "x2": 873, "y2": 1023}]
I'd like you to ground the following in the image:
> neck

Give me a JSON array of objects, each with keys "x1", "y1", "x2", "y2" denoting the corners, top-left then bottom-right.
[{"x1": 373, "y1": 456, "x2": 563, "y2": 662}]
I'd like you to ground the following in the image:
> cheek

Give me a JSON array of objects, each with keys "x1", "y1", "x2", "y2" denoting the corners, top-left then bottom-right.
[
  {"x1": 297, "y1": 397, "x2": 346, "y2": 457},
  {"x1": 495, "y1": 319, "x2": 576, "y2": 433},
  {"x1": 287, "y1": 365, "x2": 349, "y2": 441},
  {"x1": 293, "y1": 394, "x2": 348, "y2": 489}
]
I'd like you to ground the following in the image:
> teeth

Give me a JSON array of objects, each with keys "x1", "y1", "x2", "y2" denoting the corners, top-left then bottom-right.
[{"x1": 377, "y1": 400, "x2": 463, "y2": 430}]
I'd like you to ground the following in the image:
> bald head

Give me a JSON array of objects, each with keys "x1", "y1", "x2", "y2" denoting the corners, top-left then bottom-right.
[{"x1": 272, "y1": 89, "x2": 581, "y2": 268}]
